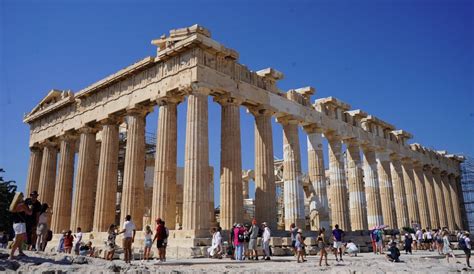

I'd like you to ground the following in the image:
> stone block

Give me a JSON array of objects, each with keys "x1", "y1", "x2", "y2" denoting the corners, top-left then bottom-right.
[
  {"x1": 270, "y1": 247, "x2": 286, "y2": 256},
  {"x1": 304, "y1": 237, "x2": 316, "y2": 246},
  {"x1": 270, "y1": 237, "x2": 282, "y2": 246},
  {"x1": 281, "y1": 237, "x2": 292, "y2": 246}
]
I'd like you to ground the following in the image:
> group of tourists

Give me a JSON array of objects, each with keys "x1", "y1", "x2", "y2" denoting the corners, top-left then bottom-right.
[{"x1": 7, "y1": 191, "x2": 52, "y2": 260}]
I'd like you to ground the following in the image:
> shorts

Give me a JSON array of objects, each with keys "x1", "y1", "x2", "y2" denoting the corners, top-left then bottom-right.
[
  {"x1": 376, "y1": 240, "x2": 383, "y2": 247},
  {"x1": 425, "y1": 239, "x2": 432, "y2": 244},
  {"x1": 13, "y1": 223, "x2": 26, "y2": 235},
  {"x1": 37, "y1": 223, "x2": 48, "y2": 235},
  {"x1": 417, "y1": 239, "x2": 422, "y2": 244},
  {"x1": 464, "y1": 248, "x2": 471, "y2": 256},
  {"x1": 249, "y1": 239, "x2": 257, "y2": 250},
  {"x1": 333, "y1": 241, "x2": 342, "y2": 249},
  {"x1": 318, "y1": 242, "x2": 325, "y2": 249},
  {"x1": 291, "y1": 240, "x2": 296, "y2": 248},
  {"x1": 156, "y1": 239, "x2": 165, "y2": 248},
  {"x1": 144, "y1": 239, "x2": 152, "y2": 248},
  {"x1": 122, "y1": 237, "x2": 132, "y2": 249}
]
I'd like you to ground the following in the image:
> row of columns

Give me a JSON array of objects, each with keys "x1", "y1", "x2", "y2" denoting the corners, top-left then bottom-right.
[{"x1": 25, "y1": 91, "x2": 465, "y2": 234}]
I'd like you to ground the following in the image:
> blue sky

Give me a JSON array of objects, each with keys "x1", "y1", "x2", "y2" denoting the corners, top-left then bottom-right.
[{"x1": 1, "y1": 0, "x2": 473, "y2": 205}]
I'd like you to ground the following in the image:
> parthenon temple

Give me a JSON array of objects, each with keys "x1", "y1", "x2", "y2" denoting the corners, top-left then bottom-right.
[{"x1": 23, "y1": 25, "x2": 466, "y2": 243}]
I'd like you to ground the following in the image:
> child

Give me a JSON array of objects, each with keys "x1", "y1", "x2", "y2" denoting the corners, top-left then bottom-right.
[
  {"x1": 144, "y1": 225, "x2": 153, "y2": 260},
  {"x1": 64, "y1": 230, "x2": 74, "y2": 254},
  {"x1": 386, "y1": 242, "x2": 401, "y2": 262}
]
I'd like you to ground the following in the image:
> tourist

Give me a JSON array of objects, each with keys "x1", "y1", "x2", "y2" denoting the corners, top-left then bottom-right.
[
  {"x1": 35, "y1": 203, "x2": 49, "y2": 251},
  {"x1": 376, "y1": 227, "x2": 384, "y2": 255},
  {"x1": 243, "y1": 224, "x2": 251, "y2": 260},
  {"x1": 386, "y1": 241, "x2": 401, "y2": 262},
  {"x1": 74, "y1": 227, "x2": 83, "y2": 255},
  {"x1": 295, "y1": 228, "x2": 306, "y2": 263},
  {"x1": 233, "y1": 224, "x2": 245, "y2": 260},
  {"x1": 143, "y1": 225, "x2": 153, "y2": 261},
  {"x1": 459, "y1": 231, "x2": 471, "y2": 268},
  {"x1": 64, "y1": 230, "x2": 74, "y2": 254},
  {"x1": 106, "y1": 224, "x2": 119, "y2": 260},
  {"x1": 262, "y1": 222, "x2": 271, "y2": 260},
  {"x1": 152, "y1": 218, "x2": 166, "y2": 262},
  {"x1": 57, "y1": 230, "x2": 66, "y2": 253},
  {"x1": 415, "y1": 228, "x2": 423, "y2": 251},
  {"x1": 24, "y1": 190, "x2": 41, "y2": 251},
  {"x1": 434, "y1": 229, "x2": 443, "y2": 255},
  {"x1": 332, "y1": 224, "x2": 344, "y2": 262},
  {"x1": 346, "y1": 240, "x2": 359, "y2": 256},
  {"x1": 424, "y1": 228, "x2": 433, "y2": 251},
  {"x1": 370, "y1": 228, "x2": 378, "y2": 254},
  {"x1": 8, "y1": 192, "x2": 32, "y2": 260},
  {"x1": 208, "y1": 227, "x2": 223, "y2": 258},
  {"x1": 248, "y1": 219, "x2": 259, "y2": 260},
  {"x1": 317, "y1": 228, "x2": 329, "y2": 266},
  {"x1": 120, "y1": 215, "x2": 136, "y2": 264},
  {"x1": 404, "y1": 233, "x2": 413, "y2": 254},
  {"x1": 229, "y1": 223, "x2": 236, "y2": 259},
  {"x1": 79, "y1": 241, "x2": 95, "y2": 257},
  {"x1": 162, "y1": 221, "x2": 169, "y2": 261},
  {"x1": 0, "y1": 230, "x2": 8, "y2": 248},
  {"x1": 442, "y1": 230, "x2": 456, "y2": 263},
  {"x1": 290, "y1": 223, "x2": 298, "y2": 255}
]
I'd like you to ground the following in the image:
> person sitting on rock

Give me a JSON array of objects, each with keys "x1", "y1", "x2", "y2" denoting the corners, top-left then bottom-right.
[
  {"x1": 79, "y1": 241, "x2": 95, "y2": 257},
  {"x1": 386, "y1": 241, "x2": 401, "y2": 262}
]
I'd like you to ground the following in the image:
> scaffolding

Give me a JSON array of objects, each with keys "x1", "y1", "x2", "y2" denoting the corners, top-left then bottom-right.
[{"x1": 461, "y1": 155, "x2": 474, "y2": 232}]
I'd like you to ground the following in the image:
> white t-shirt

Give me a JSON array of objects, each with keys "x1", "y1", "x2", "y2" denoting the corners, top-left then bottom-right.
[
  {"x1": 123, "y1": 221, "x2": 136, "y2": 238},
  {"x1": 465, "y1": 236, "x2": 471, "y2": 249},
  {"x1": 425, "y1": 232, "x2": 432, "y2": 240},
  {"x1": 416, "y1": 230, "x2": 423, "y2": 240},
  {"x1": 75, "y1": 232, "x2": 83, "y2": 245}
]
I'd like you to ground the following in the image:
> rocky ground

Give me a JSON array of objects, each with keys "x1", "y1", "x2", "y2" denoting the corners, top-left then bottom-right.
[{"x1": 1, "y1": 248, "x2": 474, "y2": 273}]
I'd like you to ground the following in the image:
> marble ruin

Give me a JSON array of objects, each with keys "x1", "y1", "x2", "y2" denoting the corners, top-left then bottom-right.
[{"x1": 24, "y1": 25, "x2": 465, "y2": 249}]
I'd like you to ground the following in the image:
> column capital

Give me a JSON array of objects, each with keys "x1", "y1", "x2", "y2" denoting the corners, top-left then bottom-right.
[
  {"x1": 58, "y1": 132, "x2": 78, "y2": 142},
  {"x1": 213, "y1": 95, "x2": 243, "y2": 106},
  {"x1": 342, "y1": 138, "x2": 360, "y2": 146},
  {"x1": 125, "y1": 105, "x2": 152, "y2": 117},
  {"x1": 303, "y1": 124, "x2": 323, "y2": 134},
  {"x1": 247, "y1": 106, "x2": 275, "y2": 117},
  {"x1": 38, "y1": 139, "x2": 58, "y2": 148},
  {"x1": 156, "y1": 95, "x2": 184, "y2": 106},
  {"x1": 400, "y1": 157, "x2": 414, "y2": 165},
  {"x1": 78, "y1": 126, "x2": 99, "y2": 135},
  {"x1": 276, "y1": 115, "x2": 299, "y2": 126},
  {"x1": 440, "y1": 170, "x2": 448, "y2": 176},
  {"x1": 98, "y1": 115, "x2": 123, "y2": 126},
  {"x1": 423, "y1": 164, "x2": 433, "y2": 172},
  {"x1": 431, "y1": 167, "x2": 441, "y2": 174},
  {"x1": 29, "y1": 144, "x2": 43, "y2": 152}
]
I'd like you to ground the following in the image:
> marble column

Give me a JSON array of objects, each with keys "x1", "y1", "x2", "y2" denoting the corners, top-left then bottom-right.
[
  {"x1": 218, "y1": 97, "x2": 243, "y2": 229},
  {"x1": 25, "y1": 146, "x2": 43, "y2": 196},
  {"x1": 71, "y1": 127, "x2": 98, "y2": 232},
  {"x1": 390, "y1": 156, "x2": 409, "y2": 228},
  {"x1": 361, "y1": 147, "x2": 383, "y2": 228},
  {"x1": 432, "y1": 168, "x2": 447, "y2": 228},
  {"x1": 38, "y1": 141, "x2": 58, "y2": 208},
  {"x1": 423, "y1": 166, "x2": 439, "y2": 228},
  {"x1": 441, "y1": 172, "x2": 456, "y2": 230},
  {"x1": 327, "y1": 135, "x2": 350, "y2": 231},
  {"x1": 376, "y1": 151, "x2": 397, "y2": 229},
  {"x1": 306, "y1": 126, "x2": 330, "y2": 230},
  {"x1": 449, "y1": 174, "x2": 463, "y2": 230},
  {"x1": 152, "y1": 99, "x2": 179, "y2": 226},
  {"x1": 253, "y1": 109, "x2": 277, "y2": 229},
  {"x1": 93, "y1": 120, "x2": 119, "y2": 232},
  {"x1": 242, "y1": 179, "x2": 249, "y2": 199},
  {"x1": 182, "y1": 92, "x2": 210, "y2": 233},
  {"x1": 413, "y1": 163, "x2": 430, "y2": 229},
  {"x1": 120, "y1": 108, "x2": 147, "y2": 230},
  {"x1": 345, "y1": 140, "x2": 367, "y2": 230},
  {"x1": 51, "y1": 135, "x2": 76, "y2": 233},
  {"x1": 401, "y1": 159, "x2": 420, "y2": 225}
]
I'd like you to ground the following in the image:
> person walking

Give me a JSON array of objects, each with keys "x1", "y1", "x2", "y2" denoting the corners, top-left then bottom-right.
[
  {"x1": 35, "y1": 203, "x2": 49, "y2": 251},
  {"x1": 295, "y1": 229, "x2": 306, "y2": 263},
  {"x1": 370, "y1": 228, "x2": 378, "y2": 254},
  {"x1": 248, "y1": 219, "x2": 259, "y2": 260},
  {"x1": 233, "y1": 224, "x2": 245, "y2": 260},
  {"x1": 332, "y1": 224, "x2": 344, "y2": 262},
  {"x1": 120, "y1": 215, "x2": 136, "y2": 264},
  {"x1": 404, "y1": 233, "x2": 413, "y2": 255},
  {"x1": 376, "y1": 228, "x2": 384, "y2": 255},
  {"x1": 262, "y1": 222, "x2": 271, "y2": 260},
  {"x1": 459, "y1": 231, "x2": 471, "y2": 268},
  {"x1": 152, "y1": 218, "x2": 166, "y2": 262},
  {"x1": 442, "y1": 230, "x2": 456, "y2": 263},
  {"x1": 8, "y1": 192, "x2": 32, "y2": 260},
  {"x1": 415, "y1": 228, "x2": 423, "y2": 251},
  {"x1": 317, "y1": 228, "x2": 329, "y2": 266},
  {"x1": 106, "y1": 224, "x2": 119, "y2": 260},
  {"x1": 24, "y1": 191, "x2": 41, "y2": 251},
  {"x1": 290, "y1": 223, "x2": 298, "y2": 255},
  {"x1": 143, "y1": 225, "x2": 153, "y2": 261},
  {"x1": 162, "y1": 221, "x2": 169, "y2": 262}
]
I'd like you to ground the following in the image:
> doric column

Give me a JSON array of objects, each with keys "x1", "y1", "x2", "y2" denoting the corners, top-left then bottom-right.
[
  {"x1": 152, "y1": 98, "x2": 179, "y2": 226},
  {"x1": 38, "y1": 141, "x2": 58, "y2": 208},
  {"x1": 242, "y1": 179, "x2": 249, "y2": 199},
  {"x1": 252, "y1": 108, "x2": 277, "y2": 229},
  {"x1": 413, "y1": 163, "x2": 430, "y2": 229},
  {"x1": 25, "y1": 146, "x2": 43, "y2": 196},
  {"x1": 423, "y1": 166, "x2": 439, "y2": 228},
  {"x1": 441, "y1": 172, "x2": 455, "y2": 230},
  {"x1": 361, "y1": 147, "x2": 383, "y2": 228},
  {"x1": 390, "y1": 156, "x2": 409, "y2": 228},
  {"x1": 305, "y1": 126, "x2": 330, "y2": 230},
  {"x1": 327, "y1": 134, "x2": 350, "y2": 231},
  {"x1": 344, "y1": 139, "x2": 367, "y2": 231},
  {"x1": 376, "y1": 150, "x2": 397, "y2": 229},
  {"x1": 71, "y1": 127, "x2": 98, "y2": 232},
  {"x1": 93, "y1": 119, "x2": 120, "y2": 232},
  {"x1": 401, "y1": 159, "x2": 420, "y2": 225},
  {"x1": 182, "y1": 92, "x2": 210, "y2": 233},
  {"x1": 449, "y1": 174, "x2": 463, "y2": 230},
  {"x1": 432, "y1": 168, "x2": 447, "y2": 228},
  {"x1": 281, "y1": 118, "x2": 305, "y2": 230},
  {"x1": 217, "y1": 97, "x2": 243, "y2": 229},
  {"x1": 120, "y1": 108, "x2": 148, "y2": 230},
  {"x1": 51, "y1": 134, "x2": 76, "y2": 233}
]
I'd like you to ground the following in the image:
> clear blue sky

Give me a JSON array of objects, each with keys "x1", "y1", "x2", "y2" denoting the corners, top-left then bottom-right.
[{"x1": 1, "y1": 0, "x2": 473, "y2": 206}]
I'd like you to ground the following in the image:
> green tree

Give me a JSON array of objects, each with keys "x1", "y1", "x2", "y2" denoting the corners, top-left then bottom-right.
[{"x1": 0, "y1": 168, "x2": 17, "y2": 237}]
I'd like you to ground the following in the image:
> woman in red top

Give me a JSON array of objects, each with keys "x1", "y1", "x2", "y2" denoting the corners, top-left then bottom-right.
[
  {"x1": 152, "y1": 218, "x2": 166, "y2": 262},
  {"x1": 63, "y1": 230, "x2": 74, "y2": 254}
]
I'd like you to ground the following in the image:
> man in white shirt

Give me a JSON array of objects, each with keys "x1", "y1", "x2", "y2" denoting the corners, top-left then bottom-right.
[
  {"x1": 262, "y1": 222, "x2": 271, "y2": 260},
  {"x1": 74, "y1": 227, "x2": 82, "y2": 255},
  {"x1": 120, "y1": 215, "x2": 136, "y2": 263},
  {"x1": 415, "y1": 228, "x2": 423, "y2": 250}
]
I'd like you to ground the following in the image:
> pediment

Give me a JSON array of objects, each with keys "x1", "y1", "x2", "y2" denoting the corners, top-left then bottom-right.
[{"x1": 25, "y1": 89, "x2": 74, "y2": 121}]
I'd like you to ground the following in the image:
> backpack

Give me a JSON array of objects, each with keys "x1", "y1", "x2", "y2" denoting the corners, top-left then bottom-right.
[
  {"x1": 238, "y1": 231, "x2": 245, "y2": 243},
  {"x1": 46, "y1": 230, "x2": 53, "y2": 242},
  {"x1": 459, "y1": 237, "x2": 467, "y2": 249}
]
